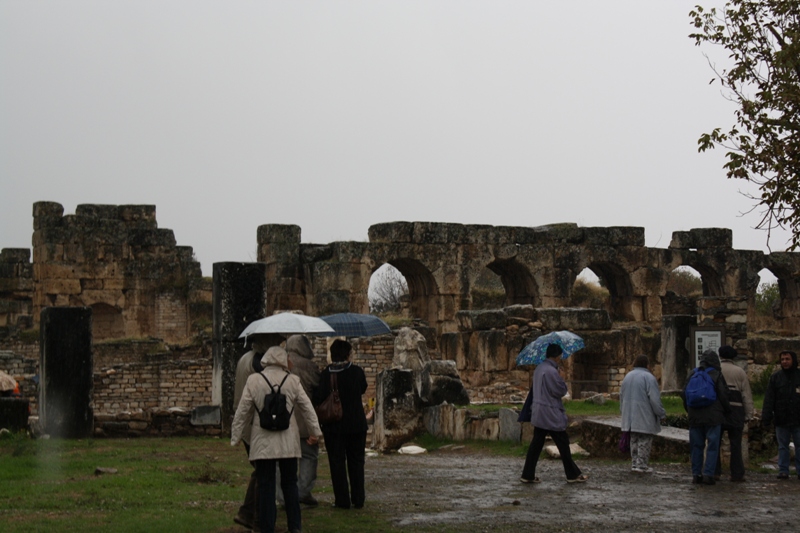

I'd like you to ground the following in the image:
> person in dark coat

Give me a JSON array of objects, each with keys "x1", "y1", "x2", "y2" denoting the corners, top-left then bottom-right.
[
  {"x1": 683, "y1": 349, "x2": 730, "y2": 485},
  {"x1": 313, "y1": 339, "x2": 368, "y2": 509},
  {"x1": 761, "y1": 350, "x2": 800, "y2": 479}
]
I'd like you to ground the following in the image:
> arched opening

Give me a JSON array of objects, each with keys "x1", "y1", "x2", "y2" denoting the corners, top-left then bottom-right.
[
  {"x1": 471, "y1": 267, "x2": 506, "y2": 309},
  {"x1": 368, "y1": 264, "x2": 409, "y2": 315},
  {"x1": 570, "y1": 268, "x2": 610, "y2": 310},
  {"x1": 663, "y1": 266, "x2": 703, "y2": 315},
  {"x1": 372, "y1": 259, "x2": 439, "y2": 327},
  {"x1": 91, "y1": 303, "x2": 124, "y2": 340},
  {"x1": 683, "y1": 262, "x2": 724, "y2": 297},
  {"x1": 751, "y1": 268, "x2": 785, "y2": 333},
  {"x1": 573, "y1": 262, "x2": 635, "y2": 322},
  {"x1": 486, "y1": 258, "x2": 539, "y2": 307}
]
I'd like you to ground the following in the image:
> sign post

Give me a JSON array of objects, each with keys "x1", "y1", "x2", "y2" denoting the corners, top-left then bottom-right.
[{"x1": 690, "y1": 326, "x2": 726, "y2": 368}]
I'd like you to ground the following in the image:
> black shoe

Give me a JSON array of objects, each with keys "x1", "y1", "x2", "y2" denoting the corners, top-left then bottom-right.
[
  {"x1": 299, "y1": 495, "x2": 318, "y2": 508},
  {"x1": 233, "y1": 513, "x2": 253, "y2": 529},
  {"x1": 692, "y1": 475, "x2": 703, "y2": 484},
  {"x1": 703, "y1": 475, "x2": 716, "y2": 485},
  {"x1": 778, "y1": 472, "x2": 789, "y2": 480}
]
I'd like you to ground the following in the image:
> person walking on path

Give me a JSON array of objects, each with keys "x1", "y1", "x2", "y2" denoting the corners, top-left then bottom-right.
[
  {"x1": 761, "y1": 350, "x2": 800, "y2": 480},
  {"x1": 232, "y1": 333, "x2": 284, "y2": 530},
  {"x1": 277, "y1": 334, "x2": 322, "y2": 508},
  {"x1": 715, "y1": 345, "x2": 753, "y2": 482},
  {"x1": 683, "y1": 349, "x2": 730, "y2": 485},
  {"x1": 520, "y1": 344, "x2": 588, "y2": 484},
  {"x1": 313, "y1": 339, "x2": 369, "y2": 509},
  {"x1": 231, "y1": 346, "x2": 322, "y2": 533},
  {"x1": 620, "y1": 354, "x2": 666, "y2": 473}
]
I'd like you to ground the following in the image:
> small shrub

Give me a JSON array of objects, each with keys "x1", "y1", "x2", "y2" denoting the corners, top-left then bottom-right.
[{"x1": 751, "y1": 364, "x2": 775, "y2": 396}]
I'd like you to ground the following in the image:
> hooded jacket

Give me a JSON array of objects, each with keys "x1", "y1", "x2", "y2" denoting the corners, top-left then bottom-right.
[
  {"x1": 762, "y1": 351, "x2": 800, "y2": 427},
  {"x1": 285, "y1": 335, "x2": 321, "y2": 438},
  {"x1": 231, "y1": 347, "x2": 322, "y2": 461},
  {"x1": 683, "y1": 350, "x2": 731, "y2": 427}
]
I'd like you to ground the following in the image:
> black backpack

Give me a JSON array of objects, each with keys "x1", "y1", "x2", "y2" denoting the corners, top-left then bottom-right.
[{"x1": 255, "y1": 372, "x2": 294, "y2": 431}]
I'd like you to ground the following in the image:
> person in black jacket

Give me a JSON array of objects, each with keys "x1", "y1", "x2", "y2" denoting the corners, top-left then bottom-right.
[
  {"x1": 761, "y1": 350, "x2": 800, "y2": 479},
  {"x1": 314, "y1": 339, "x2": 368, "y2": 509},
  {"x1": 683, "y1": 350, "x2": 730, "y2": 485}
]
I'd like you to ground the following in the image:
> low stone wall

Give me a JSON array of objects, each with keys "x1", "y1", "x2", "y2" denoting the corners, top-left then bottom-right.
[
  {"x1": 93, "y1": 407, "x2": 221, "y2": 438},
  {"x1": 94, "y1": 358, "x2": 212, "y2": 413}
]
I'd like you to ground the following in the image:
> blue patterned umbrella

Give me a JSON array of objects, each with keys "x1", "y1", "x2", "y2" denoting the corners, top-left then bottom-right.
[
  {"x1": 319, "y1": 313, "x2": 392, "y2": 337},
  {"x1": 515, "y1": 330, "x2": 585, "y2": 366}
]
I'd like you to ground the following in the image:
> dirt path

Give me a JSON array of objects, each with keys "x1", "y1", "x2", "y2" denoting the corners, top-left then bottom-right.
[{"x1": 364, "y1": 447, "x2": 798, "y2": 532}]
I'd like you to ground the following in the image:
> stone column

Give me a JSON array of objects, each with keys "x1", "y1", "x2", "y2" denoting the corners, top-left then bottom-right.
[
  {"x1": 212, "y1": 262, "x2": 266, "y2": 432},
  {"x1": 661, "y1": 315, "x2": 695, "y2": 391},
  {"x1": 40, "y1": 307, "x2": 93, "y2": 438}
]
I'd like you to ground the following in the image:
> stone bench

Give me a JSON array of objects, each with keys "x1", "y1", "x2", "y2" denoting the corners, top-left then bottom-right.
[{"x1": 577, "y1": 416, "x2": 689, "y2": 459}]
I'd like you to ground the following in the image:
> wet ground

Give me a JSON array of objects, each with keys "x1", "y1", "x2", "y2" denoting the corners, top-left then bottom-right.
[{"x1": 363, "y1": 446, "x2": 799, "y2": 533}]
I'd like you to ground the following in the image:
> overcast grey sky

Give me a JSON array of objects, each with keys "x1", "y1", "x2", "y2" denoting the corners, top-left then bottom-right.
[{"x1": 0, "y1": 1, "x2": 789, "y2": 277}]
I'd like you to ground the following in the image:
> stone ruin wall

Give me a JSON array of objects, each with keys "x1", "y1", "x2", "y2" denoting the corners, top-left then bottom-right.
[
  {"x1": 257, "y1": 222, "x2": 800, "y2": 337},
  {"x1": 0, "y1": 201, "x2": 208, "y2": 344},
  {"x1": 5, "y1": 205, "x2": 800, "y2": 432}
]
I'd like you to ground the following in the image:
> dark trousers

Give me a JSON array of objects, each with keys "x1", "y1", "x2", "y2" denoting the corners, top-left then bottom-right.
[
  {"x1": 324, "y1": 430, "x2": 367, "y2": 508},
  {"x1": 255, "y1": 458, "x2": 300, "y2": 533},
  {"x1": 715, "y1": 425, "x2": 745, "y2": 480},
  {"x1": 521, "y1": 427, "x2": 582, "y2": 480},
  {"x1": 238, "y1": 443, "x2": 257, "y2": 523}
]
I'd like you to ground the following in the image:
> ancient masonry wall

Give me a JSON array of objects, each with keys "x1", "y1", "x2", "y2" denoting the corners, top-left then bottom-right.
[
  {"x1": 0, "y1": 248, "x2": 33, "y2": 330},
  {"x1": 3, "y1": 201, "x2": 207, "y2": 344}
]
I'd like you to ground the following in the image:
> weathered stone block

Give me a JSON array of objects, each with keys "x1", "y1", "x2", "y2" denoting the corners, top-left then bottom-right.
[
  {"x1": 190, "y1": 405, "x2": 221, "y2": 426},
  {"x1": 118, "y1": 205, "x2": 157, "y2": 226},
  {"x1": 257, "y1": 224, "x2": 301, "y2": 244},
  {"x1": 670, "y1": 228, "x2": 733, "y2": 250},
  {"x1": 76, "y1": 204, "x2": 119, "y2": 219},
  {"x1": 536, "y1": 308, "x2": 611, "y2": 331},
  {"x1": 368, "y1": 222, "x2": 414, "y2": 243},
  {"x1": 584, "y1": 227, "x2": 645, "y2": 247},
  {"x1": 498, "y1": 407, "x2": 522, "y2": 442},
  {"x1": 0, "y1": 249, "x2": 31, "y2": 263},
  {"x1": 456, "y1": 309, "x2": 507, "y2": 331},
  {"x1": 504, "y1": 304, "x2": 536, "y2": 320},
  {"x1": 300, "y1": 244, "x2": 333, "y2": 263}
]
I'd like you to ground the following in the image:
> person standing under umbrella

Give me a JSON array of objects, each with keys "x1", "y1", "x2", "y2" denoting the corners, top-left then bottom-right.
[
  {"x1": 620, "y1": 355, "x2": 666, "y2": 473},
  {"x1": 231, "y1": 346, "x2": 322, "y2": 533},
  {"x1": 314, "y1": 339, "x2": 369, "y2": 508},
  {"x1": 520, "y1": 344, "x2": 588, "y2": 483},
  {"x1": 277, "y1": 334, "x2": 322, "y2": 508}
]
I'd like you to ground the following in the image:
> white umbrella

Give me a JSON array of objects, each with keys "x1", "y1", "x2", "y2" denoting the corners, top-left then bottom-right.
[{"x1": 238, "y1": 312, "x2": 335, "y2": 339}]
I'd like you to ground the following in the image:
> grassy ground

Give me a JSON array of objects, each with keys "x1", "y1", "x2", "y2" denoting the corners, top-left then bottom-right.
[{"x1": 0, "y1": 433, "x2": 524, "y2": 533}]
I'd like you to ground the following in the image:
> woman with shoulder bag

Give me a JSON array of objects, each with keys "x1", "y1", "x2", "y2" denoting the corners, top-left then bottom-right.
[{"x1": 313, "y1": 339, "x2": 368, "y2": 509}]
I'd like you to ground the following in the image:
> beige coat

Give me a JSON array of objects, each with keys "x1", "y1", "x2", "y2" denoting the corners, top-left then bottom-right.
[{"x1": 231, "y1": 346, "x2": 322, "y2": 461}]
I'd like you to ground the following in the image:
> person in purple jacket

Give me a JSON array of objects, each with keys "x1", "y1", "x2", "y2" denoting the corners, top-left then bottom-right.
[{"x1": 520, "y1": 344, "x2": 588, "y2": 483}]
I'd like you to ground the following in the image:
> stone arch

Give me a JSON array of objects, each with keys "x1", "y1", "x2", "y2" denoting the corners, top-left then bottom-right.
[
  {"x1": 385, "y1": 258, "x2": 439, "y2": 326},
  {"x1": 761, "y1": 262, "x2": 800, "y2": 330},
  {"x1": 582, "y1": 261, "x2": 635, "y2": 322},
  {"x1": 90, "y1": 302, "x2": 124, "y2": 340},
  {"x1": 485, "y1": 258, "x2": 539, "y2": 307},
  {"x1": 680, "y1": 260, "x2": 724, "y2": 297}
]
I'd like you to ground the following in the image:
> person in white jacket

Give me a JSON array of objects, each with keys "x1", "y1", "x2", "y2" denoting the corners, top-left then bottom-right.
[
  {"x1": 620, "y1": 354, "x2": 666, "y2": 473},
  {"x1": 231, "y1": 346, "x2": 322, "y2": 533}
]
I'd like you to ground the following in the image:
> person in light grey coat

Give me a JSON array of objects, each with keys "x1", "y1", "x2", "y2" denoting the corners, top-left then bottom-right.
[{"x1": 620, "y1": 355, "x2": 666, "y2": 473}]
